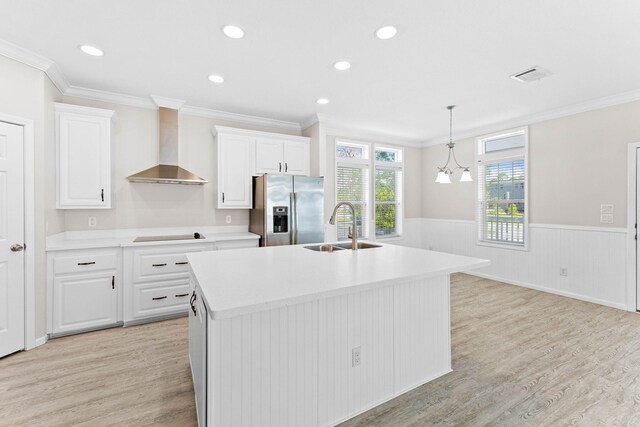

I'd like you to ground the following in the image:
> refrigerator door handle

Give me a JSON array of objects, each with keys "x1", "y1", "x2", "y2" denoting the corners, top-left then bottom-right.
[
  {"x1": 293, "y1": 192, "x2": 299, "y2": 244},
  {"x1": 289, "y1": 191, "x2": 295, "y2": 245}
]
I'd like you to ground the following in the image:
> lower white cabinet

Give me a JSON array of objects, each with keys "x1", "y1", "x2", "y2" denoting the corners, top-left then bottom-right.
[
  {"x1": 123, "y1": 243, "x2": 215, "y2": 325},
  {"x1": 47, "y1": 236, "x2": 260, "y2": 336},
  {"x1": 47, "y1": 248, "x2": 121, "y2": 336}
]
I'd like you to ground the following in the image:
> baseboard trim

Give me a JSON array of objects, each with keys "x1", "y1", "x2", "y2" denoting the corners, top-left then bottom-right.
[
  {"x1": 467, "y1": 271, "x2": 627, "y2": 311},
  {"x1": 123, "y1": 311, "x2": 187, "y2": 327},
  {"x1": 26, "y1": 335, "x2": 48, "y2": 350}
]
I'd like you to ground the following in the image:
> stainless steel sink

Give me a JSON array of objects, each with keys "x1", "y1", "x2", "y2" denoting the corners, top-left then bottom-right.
[
  {"x1": 304, "y1": 244, "x2": 346, "y2": 252},
  {"x1": 304, "y1": 242, "x2": 382, "y2": 252},
  {"x1": 334, "y1": 242, "x2": 382, "y2": 250}
]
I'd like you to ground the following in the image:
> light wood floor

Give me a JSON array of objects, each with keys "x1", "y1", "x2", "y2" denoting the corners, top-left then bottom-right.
[
  {"x1": 3, "y1": 274, "x2": 640, "y2": 426},
  {"x1": 341, "y1": 274, "x2": 640, "y2": 426},
  {"x1": 0, "y1": 317, "x2": 197, "y2": 427}
]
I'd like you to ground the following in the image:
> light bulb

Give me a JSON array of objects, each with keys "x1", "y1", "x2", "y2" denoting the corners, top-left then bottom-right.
[
  {"x1": 441, "y1": 172, "x2": 452, "y2": 184},
  {"x1": 460, "y1": 169, "x2": 473, "y2": 182},
  {"x1": 435, "y1": 171, "x2": 446, "y2": 183}
]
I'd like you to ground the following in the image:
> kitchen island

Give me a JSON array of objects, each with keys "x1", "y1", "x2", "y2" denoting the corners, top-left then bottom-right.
[{"x1": 187, "y1": 243, "x2": 489, "y2": 427}]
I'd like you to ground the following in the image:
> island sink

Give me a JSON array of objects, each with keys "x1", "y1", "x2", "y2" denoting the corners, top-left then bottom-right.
[{"x1": 304, "y1": 242, "x2": 382, "y2": 252}]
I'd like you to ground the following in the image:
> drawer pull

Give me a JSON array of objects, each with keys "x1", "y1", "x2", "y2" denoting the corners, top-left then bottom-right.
[
  {"x1": 77, "y1": 262, "x2": 96, "y2": 266},
  {"x1": 152, "y1": 296, "x2": 167, "y2": 301},
  {"x1": 152, "y1": 263, "x2": 167, "y2": 267},
  {"x1": 175, "y1": 261, "x2": 189, "y2": 265},
  {"x1": 175, "y1": 293, "x2": 189, "y2": 298}
]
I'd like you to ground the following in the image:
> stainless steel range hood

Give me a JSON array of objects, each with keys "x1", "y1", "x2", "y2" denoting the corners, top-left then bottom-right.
[{"x1": 127, "y1": 105, "x2": 207, "y2": 185}]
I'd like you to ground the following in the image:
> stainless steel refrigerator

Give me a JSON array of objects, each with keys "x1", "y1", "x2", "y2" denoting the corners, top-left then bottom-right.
[{"x1": 250, "y1": 175, "x2": 324, "y2": 246}]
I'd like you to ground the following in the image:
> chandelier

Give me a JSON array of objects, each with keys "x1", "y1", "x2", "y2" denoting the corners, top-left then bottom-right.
[{"x1": 435, "y1": 105, "x2": 472, "y2": 183}]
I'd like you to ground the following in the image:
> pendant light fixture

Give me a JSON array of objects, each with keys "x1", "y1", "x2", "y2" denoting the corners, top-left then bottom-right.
[{"x1": 435, "y1": 105, "x2": 472, "y2": 183}]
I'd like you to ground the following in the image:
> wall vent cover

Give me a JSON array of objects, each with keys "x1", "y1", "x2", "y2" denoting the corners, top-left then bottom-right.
[{"x1": 510, "y1": 66, "x2": 553, "y2": 83}]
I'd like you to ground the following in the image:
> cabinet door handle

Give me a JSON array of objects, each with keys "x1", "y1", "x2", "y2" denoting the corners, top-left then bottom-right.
[
  {"x1": 222, "y1": 192, "x2": 225, "y2": 203},
  {"x1": 175, "y1": 261, "x2": 188, "y2": 265},
  {"x1": 152, "y1": 263, "x2": 167, "y2": 267},
  {"x1": 77, "y1": 261, "x2": 96, "y2": 266},
  {"x1": 152, "y1": 296, "x2": 167, "y2": 301},
  {"x1": 279, "y1": 162, "x2": 282, "y2": 172},
  {"x1": 111, "y1": 276, "x2": 115, "y2": 290},
  {"x1": 285, "y1": 163, "x2": 288, "y2": 173},
  {"x1": 175, "y1": 293, "x2": 189, "y2": 298},
  {"x1": 101, "y1": 189, "x2": 104, "y2": 202},
  {"x1": 190, "y1": 291, "x2": 197, "y2": 315}
]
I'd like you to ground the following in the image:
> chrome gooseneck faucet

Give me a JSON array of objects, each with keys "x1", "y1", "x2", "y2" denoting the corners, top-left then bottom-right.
[{"x1": 329, "y1": 202, "x2": 358, "y2": 250}]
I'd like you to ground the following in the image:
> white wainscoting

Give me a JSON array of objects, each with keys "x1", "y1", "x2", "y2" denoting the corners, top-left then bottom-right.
[
  {"x1": 403, "y1": 218, "x2": 627, "y2": 310},
  {"x1": 207, "y1": 275, "x2": 451, "y2": 427}
]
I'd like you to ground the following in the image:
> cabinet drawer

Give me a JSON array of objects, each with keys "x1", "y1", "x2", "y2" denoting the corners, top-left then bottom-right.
[
  {"x1": 53, "y1": 252, "x2": 118, "y2": 275},
  {"x1": 216, "y1": 239, "x2": 259, "y2": 250},
  {"x1": 132, "y1": 244, "x2": 212, "y2": 283},
  {"x1": 133, "y1": 280, "x2": 191, "y2": 318}
]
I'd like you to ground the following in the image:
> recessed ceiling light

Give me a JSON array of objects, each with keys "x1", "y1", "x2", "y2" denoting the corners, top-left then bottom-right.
[
  {"x1": 333, "y1": 61, "x2": 351, "y2": 71},
  {"x1": 79, "y1": 45, "x2": 104, "y2": 57},
  {"x1": 208, "y1": 74, "x2": 225, "y2": 83},
  {"x1": 316, "y1": 98, "x2": 329, "y2": 105},
  {"x1": 375, "y1": 26, "x2": 398, "y2": 40},
  {"x1": 222, "y1": 25, "x2": 245, "y2": 39}
]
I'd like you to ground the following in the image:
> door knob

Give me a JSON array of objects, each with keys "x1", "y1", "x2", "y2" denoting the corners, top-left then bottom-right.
[{"x1": 11, "y1": 243, "x2": 24, "y2": 252}]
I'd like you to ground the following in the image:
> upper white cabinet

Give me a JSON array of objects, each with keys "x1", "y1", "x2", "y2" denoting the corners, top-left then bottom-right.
[
  {"x1": 213, "y1": 126, "x2": 311, "y2": 209},
  {"x1": 214, "y1": 130, "x2": 254, "y2": 209},
  {"x1": 55, "y1": 103, "x2": 114, "y2": 209},
  {"x1": 255, "y1": 138, "x2": 310, "y2": 176}
]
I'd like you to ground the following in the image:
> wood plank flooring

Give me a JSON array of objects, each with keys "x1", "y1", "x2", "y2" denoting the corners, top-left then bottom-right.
[
  {"x1": 3, "y1": 274, "x2": 640, "y2": 426},
  {"x1": 0, "y1": 317, "x2": 197, "y2": 427},
  {"x1": 341, "y1": 274, "x2": 640, "y2": 426}
]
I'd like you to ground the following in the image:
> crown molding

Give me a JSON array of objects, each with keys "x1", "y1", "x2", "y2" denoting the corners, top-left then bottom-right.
[
  {"x1": 0, "y1": 38, "x2": 52, "y2": 71},
  {"x1": 150, "y1": 95, "x2": 185, "y2": 110},
  {"x1": 301, "y1": 113, "x2": 321, "y2": 130},
  {"x1": 422, "y1": 88, "x2": 640, "y2": 147},
  {"x1": 318, "y1": 114, "x2": 425, "y2": 148},
  {"x1": 182, "y1": 105, "x2": 301, "y2": 132}
]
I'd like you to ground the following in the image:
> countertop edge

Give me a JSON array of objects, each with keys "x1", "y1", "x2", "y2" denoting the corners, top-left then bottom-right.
[{"x1": 198, "y1": 259, "x2": 490, "y2": 320}]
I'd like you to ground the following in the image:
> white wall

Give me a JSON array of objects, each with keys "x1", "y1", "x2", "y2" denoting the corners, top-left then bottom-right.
[
  {"x1": 416, "y1": 100, "x2": 640, "y2": 310},
  {"x1": 59, "y1": 96, "x2": 301, "y2": 231},
  {"x1": 0, "y1": 55, "x2": 51, "y2": 337}
]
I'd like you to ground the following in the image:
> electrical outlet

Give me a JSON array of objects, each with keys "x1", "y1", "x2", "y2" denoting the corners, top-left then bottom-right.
[
  {"x1": 600, "y1": 214, "x2": 613, "y2": 224},
  {"x1": 225, "y1": 215, "x2": 232, "y2": 224},
  {"x1": 88, "y1": 217, "x2": 97, "y2": 227},
  {"x1": 560, "y1": 267, "x2": 568, "y2": 277},
  {"x1": 600, "y1": 204, "x2": 614, "y2": 214},
  {"x1": 352, "y1": 346, "x2": 361, "y2": 367}
]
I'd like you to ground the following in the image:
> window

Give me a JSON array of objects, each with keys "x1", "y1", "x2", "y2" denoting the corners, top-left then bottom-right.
[
  {"x1": 476, "y1": 128, "x2": 527, "y2": 248},
  {"x1": 335, "y1": 141, "x2": 403, "y2": 240},
  {"x1": 375, "y1": 147, "x2": 403, "y2": 237}
]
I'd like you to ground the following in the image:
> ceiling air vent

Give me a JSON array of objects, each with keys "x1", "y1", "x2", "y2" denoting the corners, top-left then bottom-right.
[{"x1": 510, "y1": 66, "x2": 552, "y2": 83}]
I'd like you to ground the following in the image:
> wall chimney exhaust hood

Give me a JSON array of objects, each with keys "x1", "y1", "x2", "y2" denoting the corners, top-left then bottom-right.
[{"x1": 127, "y1": 96, "x2": 207, "y2": 185}]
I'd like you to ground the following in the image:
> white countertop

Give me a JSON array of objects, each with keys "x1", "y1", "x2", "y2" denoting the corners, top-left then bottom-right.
[
  {"x1": 46, "y1": 226, "x2": 259, "y2": 251},
  {"x1": 188, "y1": 242, "x2": 490, "y2": 320}
]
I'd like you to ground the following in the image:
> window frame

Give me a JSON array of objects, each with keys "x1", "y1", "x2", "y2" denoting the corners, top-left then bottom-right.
[
  {"x1": 475, "y1": 126, "x2": 529, "y2": 251},
  {"x1": 335, "y1": 138, "x2": 405, "y2": 241}
]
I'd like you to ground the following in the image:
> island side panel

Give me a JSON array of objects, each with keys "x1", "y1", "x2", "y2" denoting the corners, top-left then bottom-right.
[
  {"x1": 207, "y1": 301, "x2": 319, "y2": 427},
  {"x1": 394, "y1": 274, "x2": 452, "y2": 395},
  {"x1": 317, "y1": 286, "x2": 395, "y2": 426}
]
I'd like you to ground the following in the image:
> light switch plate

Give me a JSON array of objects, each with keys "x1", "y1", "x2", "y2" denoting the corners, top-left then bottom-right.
[
  {"x1": 600, "y1": 214, "x2": 613, "y2": 224},
  {"x1": 600, "y1": 204, "x2": 614, "y2": 214}
]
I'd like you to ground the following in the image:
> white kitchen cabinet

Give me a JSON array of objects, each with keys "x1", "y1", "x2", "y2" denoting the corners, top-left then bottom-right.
[
  {"x1": 47, "y1": 248, "x2": 121, "y2": 336},
  {"x1": 55, "y1": 103, "x2": 114, "y2": 209},
  {"x1": 123, "y1": 243, "x2": 215, "y2": 325},
  {"x1": 215, "y1": 131, "x2": 254, "y2": 209},
  {"x1": 255, "y1": 137, "x2": 310, "y2": 176}
]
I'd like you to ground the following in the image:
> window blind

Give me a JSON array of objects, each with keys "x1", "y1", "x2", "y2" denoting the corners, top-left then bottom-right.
[
  {"x1": 478, "y1": 159, "x2": 525, "y2": 244},
  {"x1": 336, "y1": 163, "x2": 370, "y2": 240},
  {"x1": 375, "y1": 166, "x2": 402, "y2": 237}
]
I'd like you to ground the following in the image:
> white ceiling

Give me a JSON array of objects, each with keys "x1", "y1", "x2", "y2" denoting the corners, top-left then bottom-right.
[{"x1": 3, "y1": 0, "x2": 640, "y2": 143}]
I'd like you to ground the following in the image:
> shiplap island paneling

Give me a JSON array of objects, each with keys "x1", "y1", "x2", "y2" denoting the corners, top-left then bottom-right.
[{"x1": 188, "y1": 243, "x2": 488, "y2": 426}]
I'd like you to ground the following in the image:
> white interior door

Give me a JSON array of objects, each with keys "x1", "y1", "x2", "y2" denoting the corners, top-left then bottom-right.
[
  {"x1": 0, "y1": 121, "x2": 25, "y2": 358},
  {"x1": 636, "y1": 148, "x2": 640, "y2": 310}
]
